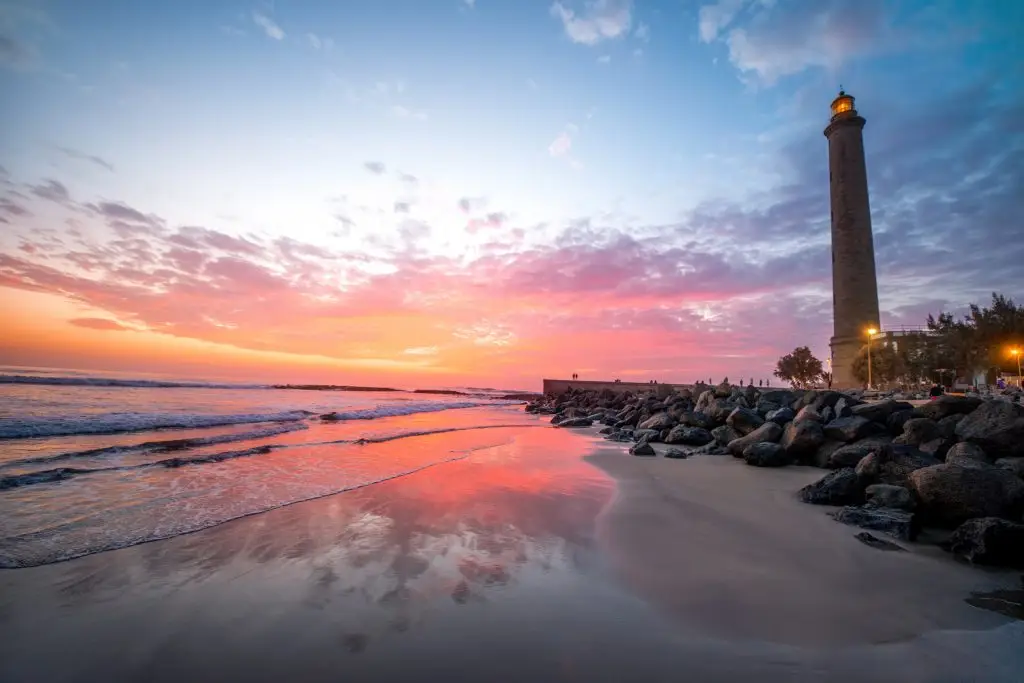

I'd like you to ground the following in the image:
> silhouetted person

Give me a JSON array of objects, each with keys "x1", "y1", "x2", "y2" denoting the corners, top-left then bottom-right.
[
  {"x1": 929, "y1": 384, "x2": 944, "y2": 398},
  {"x1": 759, "y1": 379, "x2": 763, "y2": 387},
  {"x1": 740, "y1": 379, "x2": 744, "y2": 387}
]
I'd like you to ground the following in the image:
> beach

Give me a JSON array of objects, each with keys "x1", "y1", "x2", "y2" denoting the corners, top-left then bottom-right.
[{"x1": 2, "y1": 387, "x2": 1023, "y2": 682}]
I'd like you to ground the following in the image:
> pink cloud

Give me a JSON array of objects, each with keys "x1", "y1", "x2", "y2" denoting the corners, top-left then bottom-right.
[{"x1": 68, "y1": 317, "x2": 129, "y2": 331}]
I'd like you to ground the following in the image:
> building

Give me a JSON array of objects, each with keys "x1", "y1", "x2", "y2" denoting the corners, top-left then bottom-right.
[{"x1": 825, "y1": 90, "x2": 881, "y2": 389}]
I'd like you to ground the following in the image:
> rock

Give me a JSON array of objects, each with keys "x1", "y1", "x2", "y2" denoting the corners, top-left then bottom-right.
[
  {"x1": 695, "y1": 389, "x2": 716, "y2": 413},
  {"x1": 629, "y1": 442, "x2": 656, "y2": 456},
  {"x1": 918, "y1": 436, "x2": 954, "y2": 461},
  {"x1": 908, "y1": 464, "x2": 1024, "y2": 527},
  {"x1": 605, "y1": 431, "x2": 633, "y2": 442},
  {"x1": 865, "y1": 484, "x2": 915, "y2": 510},
  {"x1": 754, "y1": 399, "x2": 782, "y2": 417},
  {"x1": 798, "y1": 468, "x2": 865, "y2": 505},
  {"x1": 664, "y1": 425, "x2": 713, "y2": 446},
  {"x1": 824, "y1": 416, "x2": 886, "y2": 443},
  {"x1": 872, "y1": 446, "x2": 941, "y2": 487},
  {"x1": 832, "y1": 506, "x2": 918, "y2": 541},
  {"x1": 918, "y1": 394, "x2": 982, "y2": 420},
  {"x1": 853, "y1": 531, "x2": 906, "y2": 551},
  {"x1": 713, "y1": 382, "x2": 732, "y2": 398},
  {"x1": 944, "y1": 442, "x2": 991, "y2": 468},
  {"x1": 761, "y1": 389, "x2": 797, "y2": 407},
  {"x1": 895, "y1": 418, "x2": 941, "y2": 446},
  {"x1": 679, "y1": 411, "x2": 716, "y2": 430},
  {"x1": 711, "y1": 424, "x2": 742, "y2": 447},
  {"x1": 742, "y1": 442, "x2": 790, "y2": 467},
  {"x1": 995, "y1": 457, "x2": 1024, "y2": 479},
  {"x1": 887, "y1": 409, "x2": 914, "y2": 436},
  {"x1": 820, "y1": 406, "x2": 835, "y2": 424},
  {"x1": 812, "y1": 439, "x2": 846, "y2": 469},
  {"x1": 793, "y1": 406, "x2": 822, "y2": 423},
  {"x1": 833, "y1": 397, "x2": 854, "y2": 418},
  {"x1": 726, "y1": 407, "x2": 764, "y2": 435},
  {"x1": 766, "y1": 406, "x2": 795, "y2": 426},
  {"x1": 954, "y1": 401, "x2": 1024, "y2": 459},
  {"x1": 811, "y1": 391, "x2": 843, "y2": 413},
  {"x1": 937, "y1": 413, "x2": 967, "y2": 440},
  {"x1": 780, "y1": 420, "x2": 825, "y2": 462},
  {"x1": 664, "y1": 448, "x2": 689, "y2": 459},
  {"x1": 556, "y1": 417, "x2": 592, "y2": 428},
  {"x1": 947, "y1": 517, "x2": 1024, "y2": 568},
  {"x1": 727, "y1": 421, "x2": 783, "y2": 457},
  {"x1": 633, "y1": 428, "x2": 661, "y2": 442},
  {"x1": 598, "y1": 426, "x2": 614, "y2": 435},
  {"x1": 851, "y1": 399, "x2": 910, "y2": 424},
  {"x1": 827, "y1": 436, "x2": 892, "y2": 469},
  {"x1": 638, "y1": 412, "x2": 675, "y2": 431}
]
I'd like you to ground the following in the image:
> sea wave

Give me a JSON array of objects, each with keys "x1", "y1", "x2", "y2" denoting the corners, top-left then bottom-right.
[
  {"x1": 317, "y1": 401, "x2": 496, "y2": 422},
  {"x1": 0, "y1": 422, "x2": 309, "y2": 469},
  {"x1": 0, "y1": 410, "x2": 316, "y2": 440},
  {"x1": 0, "y1": 374, "x2": 268, "y2": 390}
]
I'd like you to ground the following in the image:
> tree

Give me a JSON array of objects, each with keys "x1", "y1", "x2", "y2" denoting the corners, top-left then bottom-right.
[
  {"x1": 774, "y1": 346, "x2": 824, "y2": 389},
  {"x1": 928, "y1": 292, "x2": 1024, "y2": 381},
  {"x1": 851, "y1": 332, "x2": 934, "y2": 388}
]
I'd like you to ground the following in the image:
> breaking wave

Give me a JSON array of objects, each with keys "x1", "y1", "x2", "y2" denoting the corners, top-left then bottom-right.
[
  {"x1": 0, "y1": 374, "x2": 267, "y2": 390},
  {"x1": 0, "y1": 410, "x2": 316, "y2": 440}
]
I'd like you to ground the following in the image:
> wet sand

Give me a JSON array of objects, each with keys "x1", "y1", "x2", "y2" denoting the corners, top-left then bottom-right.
[{"x1": 1, "y1": 416, "x2": 1022, "y2": 682}]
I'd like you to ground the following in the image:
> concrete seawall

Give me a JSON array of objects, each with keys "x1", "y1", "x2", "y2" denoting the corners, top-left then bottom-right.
[{"x1": 542, "y1": 379, "x2": 694, "y2": 398}]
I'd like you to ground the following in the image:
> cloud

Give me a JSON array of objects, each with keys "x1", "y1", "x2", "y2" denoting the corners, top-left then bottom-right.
[
  {"x1": 550, "y1": 0, "x2": 632, "y2": 46},
  {"x1": 463, "y1": 0, "x2": 476, "y2": 8},
  {"x1": 698, "y1": 0, "x2": 748, "y2": 43},
  {"x1": 363, "y1": 161, "x2": 387, "y2": 175},
  {"x1": 85, "y1": 200, "x2": 163, "y2": 230},
  {"x1": 527, "y1": 78, "x2": 538, "y2": 90},
  {"x1": 29, "y1": 179, "x2": 70, "y2": 203},
  {"x1": 458, "y1": 196, "x2": 487, "y2": 213},
  {"x1": 307, "y1": 33, "x2": 333, "y2": 50},
  {"x1": 55, "y1": 146, "x2": 115, "y2": 172},
  {"x1": 68, "y1": 317, "x2": 129, "y2": 331},
  {"x1": 0, "y1": 32, "x2": 34, "y2": 68},
  {"x1": 393, "y1": 201, "x2": 411, "y2": 214},
  {"x1": 399, "y1": 172, "x2": 418, "y2": 184},
  {"x1": 390, "y1": 104, "x2": 428, "y2": 121},
  {"x1": 252, "y1": 12, "x2": 284, "y2": 40},
  {"x1": 0, "y1": 197, "x2": 31, "y2": 218},
  {"x1": 547, "y1": 124, "x2": 578, "y2": 158},
  {"x1": 634, "y1": 21, "x2": 649, "y2": 42},
  {"x1": 597, "y1": 54, "x2": 611, "y2": 64},
  {"x1": 404, "y1": 346, "x2": 439, "y2": 356}
]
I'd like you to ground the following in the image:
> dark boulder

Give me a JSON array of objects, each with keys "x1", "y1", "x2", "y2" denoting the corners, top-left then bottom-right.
[
  {"x1": 633, "y1": 428, "x2": 661, "y2": 442},
  {"x1": 937, "y1": 413, "x2": 967, "y2": 440},
  {"x1": 918, "y1": 394, "x2": 982, "y2": 420},
  {"x1": 908, "y1": 463, "x2": 1024, "y2": 527},
  {"x1": 727, "y1": 421, "x2": 783, "y2": 457},
  {"x1": 867, "y1": 446, "x2": 941, "y2": 487},
  {"x1": 833, "y1": 397, "x2": 855, "y2": 418},
  {"x1": 995, "y1": 457, "x2": 1024, "y2": 479},
  {"x1": 886, "y1": 409, "x2": 915, "y2": 436},
  {"x1": 793, "y1": 406, "x2": 823, "y2": 423},
  {"x1": 824, "y1": 416, "x2": 887, "y2": 443},
  {"x1": 943, "y1": 442, "x2": 991, "y2": 468},
  {"x1": 726, "y1": 407, "x2": 764, "y2": 435},
  {"x1": 711, "y1": 424, "x2": 742, "y2": 446},
  {"x1": 679, "y1": 411, "x2": 716, "y2": 430},
  {"x1": 865, "y1": 484, "x2": 915, "y2": 510},
  {"x1": 832, "y1": 505, "x2": 919, "y2": 541},
  {"x1": 827, "y1": 436, "x2": 892, "y2": 469},
  {"x1": 664, "y1": 425, "x2": 713, "y2": 446},
  {"x1": 598, "y1": 426, "x2": 614, "y2": 435},
  {"x1": 556, "y1": 417, "x2": 593, "y2": 428},
  {"x1": 851, "y1": 399, "x2": 912, "y2": 424},
  {"x1": 664, "y1": 448, "x2": 689, "y2": 459},
  {"x1": 742, "y1": 442, "x2": 790, "y2": 467},
  {"x1": 946, "y1": 517, "x2": 1024, "y2": 568},
  {"x1": 812, "y1": 439, "x2": 846, "y2": 469},
  {"x1": 854, "y1": 532, "x2": 907, "y2": 551},
  {"x1": 894, "y1": 417, "x2": 941, "y2": 446},
  {"x1": 954, "y1": 400, "x2": 1024, "y2": 459},
  {"x1": 761, "y1": 389, "x2": 797, "y2": 407},
  {"x1": 605, "y1": 431, "x2": 633, "y2": 442},
  {"x1": 798, "y1": 468, "x2": 865, "y2": 505},
  {"x1": 780, "y1": 419, "x2": 825, "y2": 462},
  {"x1": 638, "y1": 412, "x2": 675, "y2": 431},
  {"x1": 766, "y1": 406, "x2": 795, "y2": 426},
  {"x1": 629, "y1": 442, "x2": 656, "y2": 456}
]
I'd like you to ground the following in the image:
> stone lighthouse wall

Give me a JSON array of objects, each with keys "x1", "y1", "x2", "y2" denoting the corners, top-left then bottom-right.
[{"x1": 826, "y1": 115, "x2": 881, "y2": 389}]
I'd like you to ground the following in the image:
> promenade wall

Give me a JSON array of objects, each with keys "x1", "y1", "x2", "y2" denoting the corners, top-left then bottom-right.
[{"x1": 542, "y1": 379, "x2": 693, "y2": 398}]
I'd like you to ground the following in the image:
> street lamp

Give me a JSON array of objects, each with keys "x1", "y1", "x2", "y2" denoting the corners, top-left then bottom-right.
[
  {"x1": 1012, "y1": 348, "x2": 1022, "y2": 388},
  {"x1": 867, "y1": 327, "x2": 878, "y2": 390}
]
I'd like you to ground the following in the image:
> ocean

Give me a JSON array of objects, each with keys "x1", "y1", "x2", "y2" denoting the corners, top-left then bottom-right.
[{"x1": 0, "y1": 366, "x2": 534, "y2": 568}]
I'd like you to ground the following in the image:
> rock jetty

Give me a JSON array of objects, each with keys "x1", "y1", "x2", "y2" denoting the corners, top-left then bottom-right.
[{"x1": 526, "y1": 384, "x2": 1024, "y2": 569}]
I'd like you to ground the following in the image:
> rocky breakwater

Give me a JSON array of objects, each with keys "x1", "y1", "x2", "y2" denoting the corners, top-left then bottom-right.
[{"x1": 526, "y1": 385, "x2": 1024, "y2": 569}]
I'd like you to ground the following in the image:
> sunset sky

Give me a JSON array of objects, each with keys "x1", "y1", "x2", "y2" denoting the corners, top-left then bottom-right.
[{"x1": 1, "y1": 0, "x2": 1021, "y2": 389}]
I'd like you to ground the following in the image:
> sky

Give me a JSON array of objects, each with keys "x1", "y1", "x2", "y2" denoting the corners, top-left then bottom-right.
[{"x1": 0, "y1": 0, "x2": 1021, "y2": 390}]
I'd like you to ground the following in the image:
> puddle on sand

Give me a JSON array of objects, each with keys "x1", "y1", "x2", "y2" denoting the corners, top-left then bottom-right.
[{"x1": 966, "y1": 576, "x2": 1024, "y2": 620}]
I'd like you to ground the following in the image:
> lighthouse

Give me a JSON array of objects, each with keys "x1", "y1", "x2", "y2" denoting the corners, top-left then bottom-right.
[{"x1": 825, "y1": 90, "x2": 881, "y2": 389}]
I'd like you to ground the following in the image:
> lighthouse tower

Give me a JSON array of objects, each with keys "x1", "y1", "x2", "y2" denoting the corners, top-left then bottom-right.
[{"x1": 824, "y1": 90, "x2": 880, "y2": 389}]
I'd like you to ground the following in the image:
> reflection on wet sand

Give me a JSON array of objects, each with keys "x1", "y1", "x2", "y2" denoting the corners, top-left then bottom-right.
[{"x1": 2, "y1": 419, "x2": 1024, "y2": 683}]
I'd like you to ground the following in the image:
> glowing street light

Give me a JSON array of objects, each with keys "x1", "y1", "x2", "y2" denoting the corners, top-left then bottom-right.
[
  {"x1": 867, "y1": 327, "x2": 878, "y2": 390},
  {"x1": 1012, "y1": 348, "x2": 1022, "y2": 388}
]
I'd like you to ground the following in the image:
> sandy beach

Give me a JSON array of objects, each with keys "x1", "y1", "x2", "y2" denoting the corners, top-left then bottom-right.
[{"x1": 2, "y1": 415, "x2": 1022, "y2": 682}]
